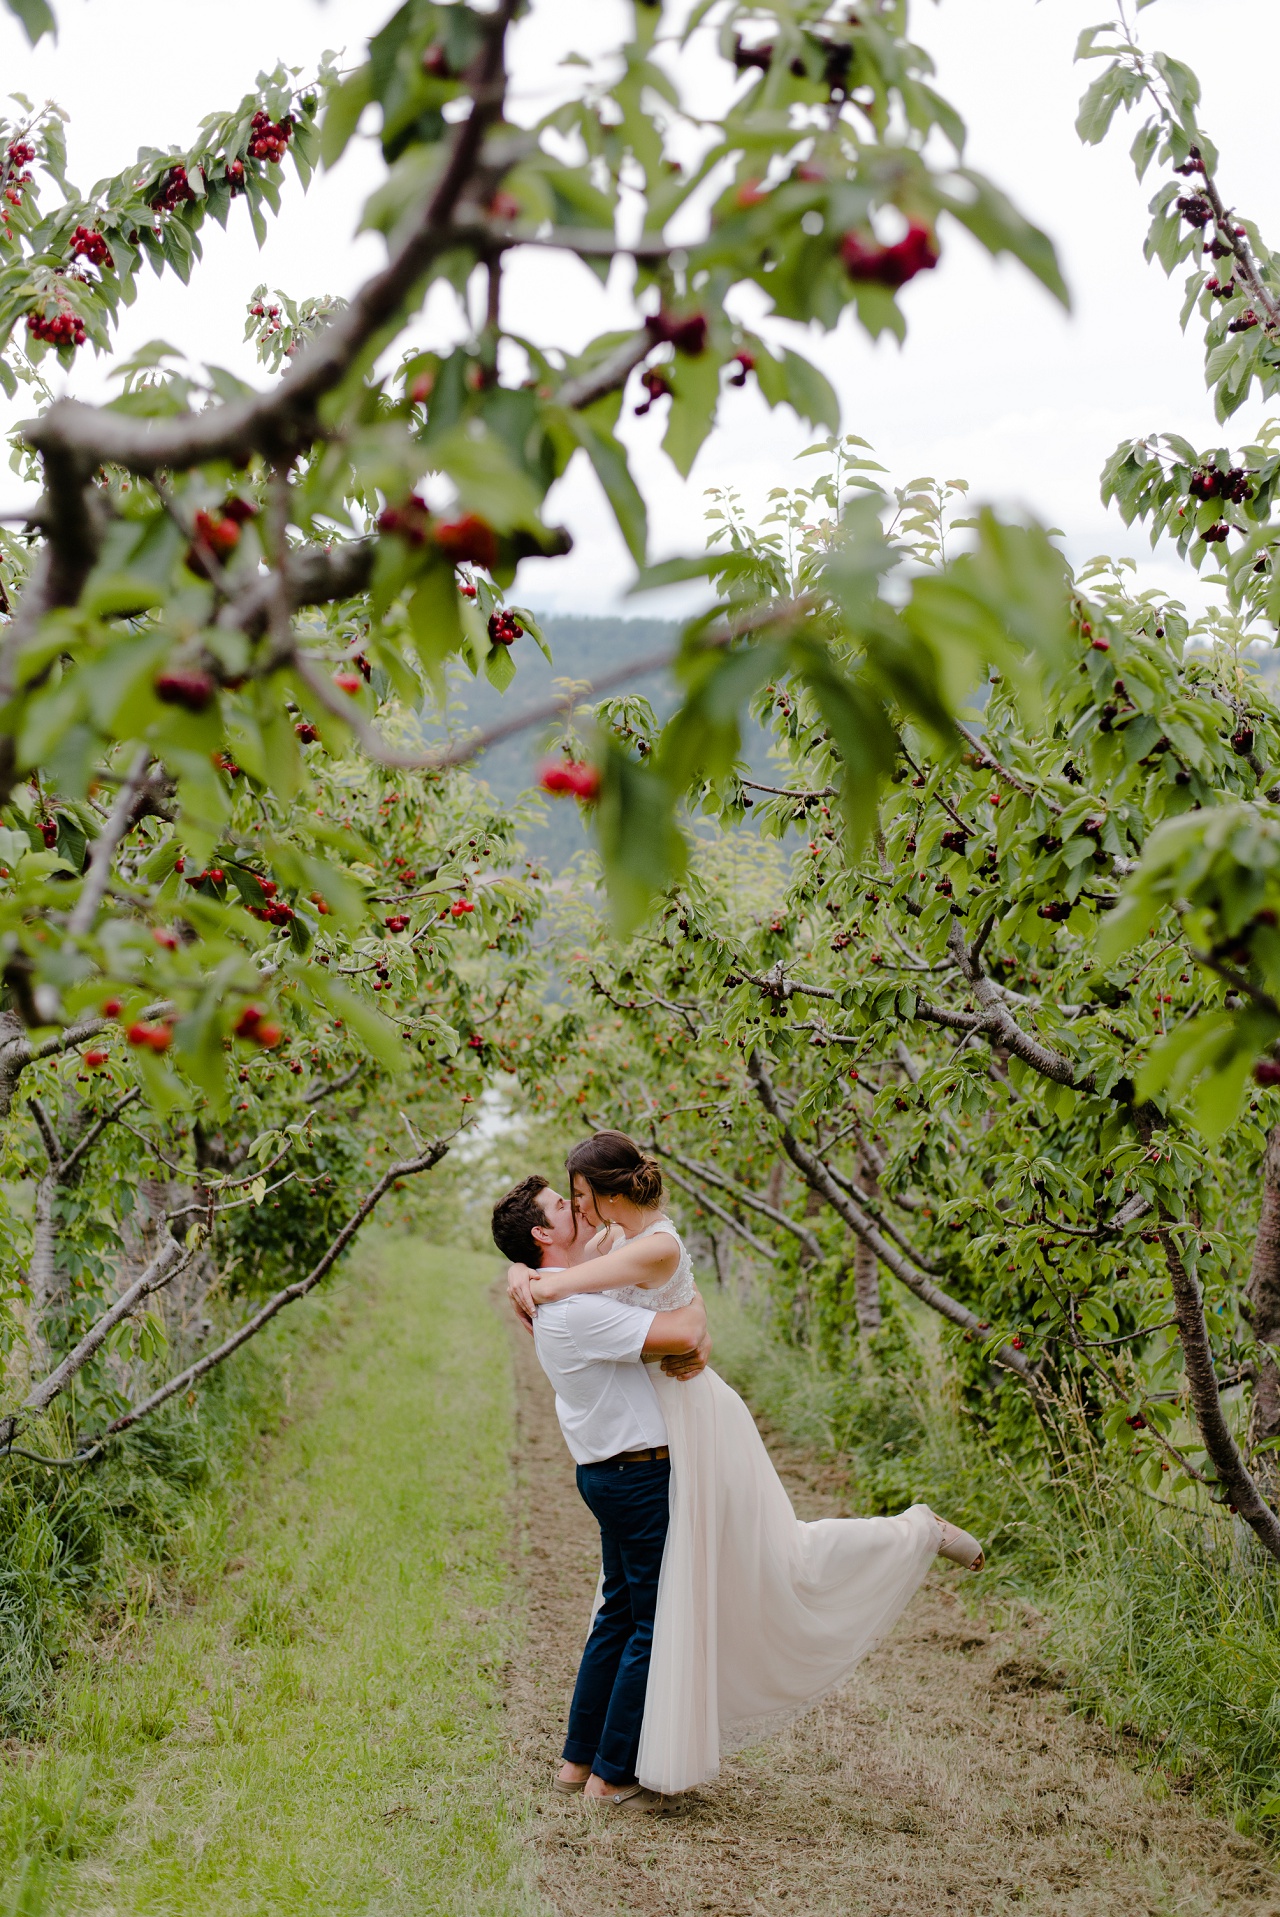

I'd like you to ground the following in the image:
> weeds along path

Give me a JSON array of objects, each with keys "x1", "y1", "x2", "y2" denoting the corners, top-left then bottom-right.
[
  {"x1": 505, "y1": 1309, "x2": 1280, "y2": 1917},
  {"x1": 16, "y1": 1242, "x2": 543, "y2": 1917}
]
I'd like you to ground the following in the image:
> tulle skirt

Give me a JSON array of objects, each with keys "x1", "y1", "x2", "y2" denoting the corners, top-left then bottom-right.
[{"x1": 633, "y1": 1366, "x2": 938, "y2": 1795}]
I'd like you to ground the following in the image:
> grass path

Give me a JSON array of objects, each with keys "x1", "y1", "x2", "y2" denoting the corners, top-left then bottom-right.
[
  {"x1": 505, "y1": 1300, "x2": 1280, "y2": 1917},
  {"x1": 9, "y1": 1239, "x2": 544, "y2": 1917},
  {"x1": 12, "y1": 1242, "x2": 1280, "y2": 1916}
]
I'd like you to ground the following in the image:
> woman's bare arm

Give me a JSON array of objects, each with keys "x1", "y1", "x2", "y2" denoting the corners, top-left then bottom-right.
[{"x1": 516, "y1": 1231, "x2": 679, "y2": 1307}]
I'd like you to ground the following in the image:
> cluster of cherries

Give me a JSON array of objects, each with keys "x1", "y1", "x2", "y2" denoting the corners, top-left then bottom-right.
[
  {"x1": 634, "y1": 367, "x2": 672, "y2": 416},
  {"x1": 1189, "y1": 464, "x2": 1250, "y2": 504},
  {"x1": 98, "y1": 996, "x2": 173, "y2": 1053},
  {"x1": 840, "y1": 222, "x2": 938, "y2": 288},
  {"x1": 70, "y1": 224, "x2": 113, "y2": 269},
  {"x1": 155, "y1": 666, "x2": 217, "y2": 711},
  {"x1": 27, "y1": 307, "x2": 85, "y2": 347},
  {"x1": 151, "y1": 164, "x2": 196, "y2": 212},
  {"x1": 647, "y1": 309, "x2": 709, "y2": 356},
  {"x1": 488, "y1": 610, "x2": 522, "y2": 646},
  {"x1": 6, "y1": 141, "x2": 34, "y2": 169},
  {"x1": 185, "y1": 495, "x2": 256, "y2": 577},
  {"x1": 248, "y1": 109, "x2": 295, "y2": 164},
  {"x1": 539, "y1": 759, "x2": 600, "y2": 801},
  {"x1": 295, "y1": 719, "x2": 320, "y2": 744},
  {"x1": 250, "y1": 878, "x2": 295, "y2": 927},
  {"x1": 234, "y1": 1004, "x2": 283, "y2": 1046},
  {"x1": 377, "y1": 496, "x2": 500, "y2": 571}
]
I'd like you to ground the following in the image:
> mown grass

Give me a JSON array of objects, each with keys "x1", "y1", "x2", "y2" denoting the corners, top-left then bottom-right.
[
  {"x1": 705, "y1": 1281, "x2": 1280, "y2": 1835},
  {"x1": 1, "y1": 1239, "x2": 545, "y2": 1917}
]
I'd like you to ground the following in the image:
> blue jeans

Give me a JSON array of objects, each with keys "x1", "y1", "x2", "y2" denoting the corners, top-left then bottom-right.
[{"x1": 563, "y1": 1455, "x2": 671, "y2": 1786}]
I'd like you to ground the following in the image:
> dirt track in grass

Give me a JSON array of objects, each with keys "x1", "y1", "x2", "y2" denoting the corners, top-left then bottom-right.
[{"x1": 502, "y1": 1300, "x2": 1280, "y2": 1917}]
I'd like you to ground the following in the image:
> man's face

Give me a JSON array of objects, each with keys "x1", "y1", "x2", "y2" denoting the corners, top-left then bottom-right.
[{"x1": 532, "y1": 1185, "x2": 583, "y2": 1263}]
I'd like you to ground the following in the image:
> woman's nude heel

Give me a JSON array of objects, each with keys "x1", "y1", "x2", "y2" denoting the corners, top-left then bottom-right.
[{"x1": 935, "y1": 1517, "x2": 985, "y2": 1571}]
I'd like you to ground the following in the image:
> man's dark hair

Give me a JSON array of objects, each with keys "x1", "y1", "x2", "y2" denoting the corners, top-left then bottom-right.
[{"x1": 492, "y1": 1173, "x2": 551, "y2": 1266}]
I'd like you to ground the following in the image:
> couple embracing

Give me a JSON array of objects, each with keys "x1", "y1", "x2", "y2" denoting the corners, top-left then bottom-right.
[{"x1": 491, "y1": 1130, "x2": 984, "y2": 1813}]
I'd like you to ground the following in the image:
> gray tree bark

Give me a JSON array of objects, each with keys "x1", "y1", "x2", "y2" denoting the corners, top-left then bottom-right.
[{"x1": 853, "y1": 1152, "x2": 882, "y2": 1334}]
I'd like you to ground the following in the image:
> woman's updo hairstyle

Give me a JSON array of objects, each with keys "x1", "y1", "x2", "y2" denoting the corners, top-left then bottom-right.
[{"x1": 566, "y1": 1129, "x2": 664, "y2": 1210}]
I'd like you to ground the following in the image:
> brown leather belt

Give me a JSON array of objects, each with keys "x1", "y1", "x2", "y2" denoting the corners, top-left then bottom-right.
[{"x1": 600, "y1": 1445, "x2": 669, "y2": 1466}]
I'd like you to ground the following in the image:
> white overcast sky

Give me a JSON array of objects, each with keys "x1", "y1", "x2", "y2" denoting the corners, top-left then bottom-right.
[{"x1": 2, "y1": 0, "x2": 1279, "y2": 619}]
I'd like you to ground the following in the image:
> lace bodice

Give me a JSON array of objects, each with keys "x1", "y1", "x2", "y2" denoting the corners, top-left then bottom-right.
[{"x1": 612, "y1": 1217, "x2": 696, "y2": 1311}]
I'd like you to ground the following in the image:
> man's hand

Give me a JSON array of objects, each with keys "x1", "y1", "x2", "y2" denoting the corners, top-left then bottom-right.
[
  {"x1": 659, "y1": 1325, "x2": 711, "y2": 1380},
  {"x1": 506, "y1": 1262, "x2": 537, "y2": 1326}
]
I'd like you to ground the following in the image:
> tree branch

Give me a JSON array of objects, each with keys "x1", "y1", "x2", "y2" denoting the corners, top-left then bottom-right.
[
  {"x1": 647, "y1": 1136, "x2": 822, "y2": 1261},
  {"x1": 59, "y1": 1084, "x2": 142, "y2": 1178},
  {"x1": 747, "y1": 1049, "x2": 1042, "y2": 1392},
  {"x1": 303, "y1": 1061, "x2": 364, "y2": 1106},
  {"x1": 659, "y1": 1160, "x2": 777, "y2": 1261},
  {"x1": 946, "y1": 918, "x2": 1087, "y2": 1088},
  {"x1": 20, "y1": 12, "x2": 520, "y2": 484},
  {"x1": 23, "y1": 1231, "x2": 194, "y2": 1418},
  {"x1": 67, "y1": 747, "x2": 150, "y2": 939},
  {"x1": 97, "y1": 1141, "x2": 448, "y2": 1439}
]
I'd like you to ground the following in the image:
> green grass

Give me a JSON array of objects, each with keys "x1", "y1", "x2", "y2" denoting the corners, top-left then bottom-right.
[
  {"x1": 1, "y1": 1239, "x2": 545, "y2": 1917},
  {"x1": 705, "y1": 1281, "x2": 1280, "y2": 1834}
]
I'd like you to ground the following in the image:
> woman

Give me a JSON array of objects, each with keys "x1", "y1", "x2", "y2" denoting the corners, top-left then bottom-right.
[{"x1": 507, "y1": 1129, "x2": 983, "y2": 1797}]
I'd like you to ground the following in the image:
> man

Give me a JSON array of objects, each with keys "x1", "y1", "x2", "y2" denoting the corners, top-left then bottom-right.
[{"x1": 491, "y1": 1174, "x2": 709, "y2": 1812}]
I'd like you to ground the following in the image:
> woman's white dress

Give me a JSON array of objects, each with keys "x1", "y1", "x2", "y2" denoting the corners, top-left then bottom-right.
[{"x1": 610, "y1": 1219, "x2": 939, "y2": 1796}]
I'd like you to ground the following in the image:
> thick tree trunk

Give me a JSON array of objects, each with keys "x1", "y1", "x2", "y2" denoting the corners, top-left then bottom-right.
[
  {"x1": 1248, "y1": 1123, "x2": 1280, "y2": 1497},
  {"x1": 747, "y1": 1051, "x2": 1040, "y2": 1393},
  {"x1": 1161, "y1": 1221, "x2": 1280, "y2": 1563},
  {"x1": 25, "y1": 1169, "x2": 59, "y2": 1373},
  {"x1": 853, "y1": 1152, "x2": 882, "y2": 1334}
]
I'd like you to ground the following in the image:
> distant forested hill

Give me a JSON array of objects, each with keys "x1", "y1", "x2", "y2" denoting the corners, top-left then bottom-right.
[{"x1": 446, "y1": 614, "x2": 775, "y2": 871}]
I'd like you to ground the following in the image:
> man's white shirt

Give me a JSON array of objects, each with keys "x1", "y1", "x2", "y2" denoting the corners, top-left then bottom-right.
[{"x1": 532, "y1": 1278, "x2": 668, "y2": 1465}]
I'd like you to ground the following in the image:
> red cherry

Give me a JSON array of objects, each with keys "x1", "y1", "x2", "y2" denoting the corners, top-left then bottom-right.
[
  {"x1": 384, "y1": 914, "x2": 410, "y2": 933},
  {"x1": 538, "y1": 759, "x2": 600, "y2": 801},
  {"x1": 432, "y1": 513, "x2": 497, "y2": 569},
  {"x1": 155, "y1": 667, "x2": 217, "y2": 711},
  {"x1": 83, "y1": 1048, "x2": 110, "y2": 1069},
  {"x1": 333, "y1": 671, "x2": 363, "y2": 694},
  {"x1": 127, "y1": 1020, "x2": 172, "y2": 1053}
]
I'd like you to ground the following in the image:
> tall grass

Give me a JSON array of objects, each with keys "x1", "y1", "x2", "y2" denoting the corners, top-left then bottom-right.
[
  {"x1": 0, "y1": 1294, "x2": 327, "y2": 1735},
  {"x1": 705, "y1": 1282, "x2": 1280, "y2": 1832}
]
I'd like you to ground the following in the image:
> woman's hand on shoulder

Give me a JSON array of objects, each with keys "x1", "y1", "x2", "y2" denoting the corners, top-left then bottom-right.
[
  {"x1": 582, "y1": 1222, "x2": 626, "y2": 1261},
  {"x1": 506, "y1": 1262, "x2": 536, "y2": 1324}
]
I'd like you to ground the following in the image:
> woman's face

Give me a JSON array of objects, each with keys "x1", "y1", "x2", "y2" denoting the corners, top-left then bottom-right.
[{"x1": 571, "y1": 1173, "x2": 605, "y2": 1228}]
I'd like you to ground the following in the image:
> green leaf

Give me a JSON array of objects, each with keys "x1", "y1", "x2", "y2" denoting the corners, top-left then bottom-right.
[
  {"x1": 941, "y1": 171, "x2": 1071, "y2": 309},
  {"x1": 560, "y1": 410, "x2": 648, "y2": 566},
  {"x1": 662, "y1": 350, "x2": 722, "y2": 480},
  {"x1": 407, "y1": 563, "x2": 465, "y2": 683},
  {"x1": 1076, "y1": 64, "x2": 1142, "y2": 145},
  {"x1": 428, "y1": 422, "x2": 545, "y2": 532},
  {"x1": 321, "y1": 66, "x2": 372, "y2": 169},
  {"x1": 483, "y1": 643, "x2": 517, "y2": 691},
  {"x1": 309, "y1": 975, "x2": 407, "y2": 1073},
  {"x1": 3, "y1": 0, "x2": 55, "y2": 44},
  {"x1": 595, "y1": 743, "x2": 687, "y2": 935}
]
